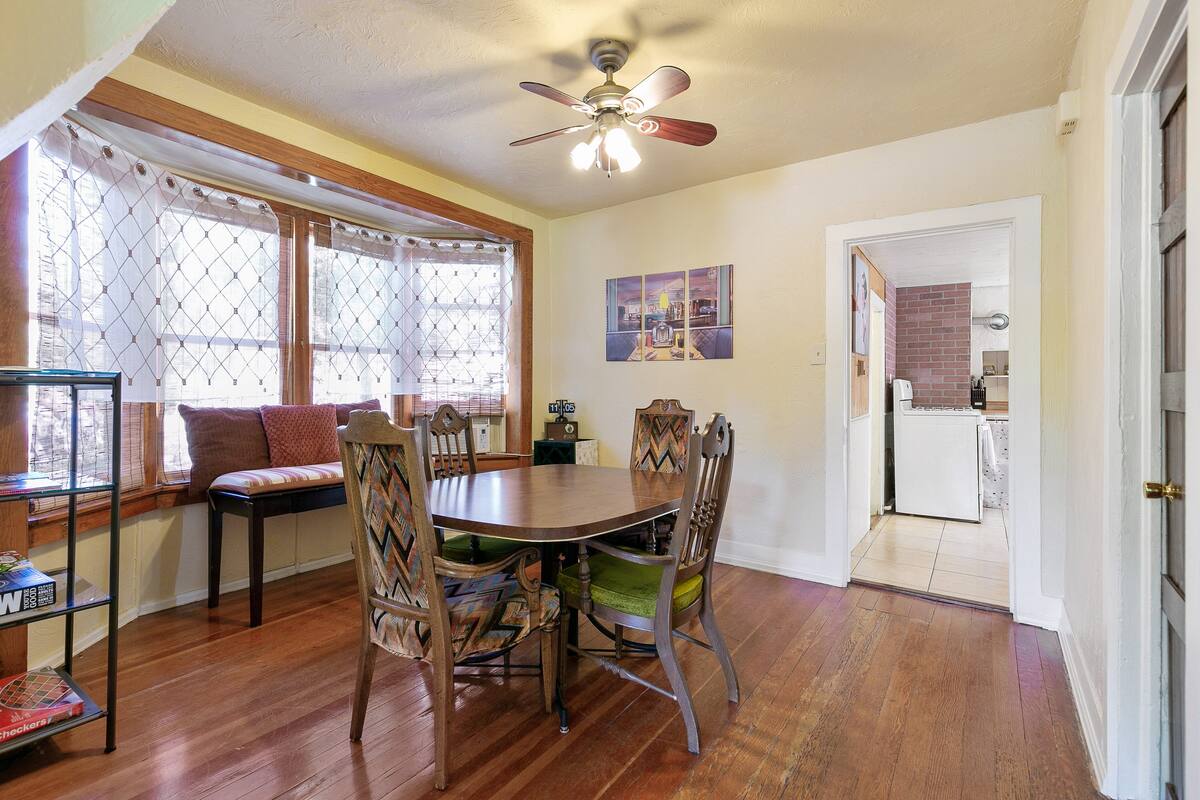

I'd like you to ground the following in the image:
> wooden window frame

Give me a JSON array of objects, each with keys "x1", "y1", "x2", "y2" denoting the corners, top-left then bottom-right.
[{"x1": 9, "y1": 78, "x2": 534, "y2": 548}]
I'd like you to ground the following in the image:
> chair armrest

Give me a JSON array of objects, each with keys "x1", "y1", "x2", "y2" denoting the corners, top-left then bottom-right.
[
  {"x1": 584, "y1": 538, "x2": 675, "y2": 566},
  {"x1": 369, "y1": 594, "x2": 430, "y2": 622},
  {"x1": 433, "y1": 547, "x2": 542, "y2": 592}
]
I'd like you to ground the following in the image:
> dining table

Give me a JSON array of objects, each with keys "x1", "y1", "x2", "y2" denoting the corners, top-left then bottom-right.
[
  {"x1": 426, "y1": 463, "x2": 686, "y2": 641},
  {"x1": 426, "y1": 462, "x2": 685, "y2": 571}
]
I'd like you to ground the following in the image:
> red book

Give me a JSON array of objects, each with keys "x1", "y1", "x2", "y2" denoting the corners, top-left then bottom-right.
[{"x1": 0, "y1": 669, "x2": 85, "y2": 744}]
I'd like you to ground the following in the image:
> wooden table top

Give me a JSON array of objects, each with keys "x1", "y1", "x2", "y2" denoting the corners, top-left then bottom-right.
[{"x1": 426, "y1": 464, "x2": 685, "y2": 541}]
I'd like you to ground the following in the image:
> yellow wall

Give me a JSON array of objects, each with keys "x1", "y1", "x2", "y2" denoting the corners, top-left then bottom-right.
[
  {"x1": 0, "y1": 1, "x2": 174, "y2": 157},
  {"x1": 547, "y1": 107, "x2": 1068, "y2": 589}
]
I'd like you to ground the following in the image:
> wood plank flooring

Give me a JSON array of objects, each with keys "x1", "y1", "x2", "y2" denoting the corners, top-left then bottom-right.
[{"x1": 0, "y1": 562, "x2": 1101, "y2": 799}]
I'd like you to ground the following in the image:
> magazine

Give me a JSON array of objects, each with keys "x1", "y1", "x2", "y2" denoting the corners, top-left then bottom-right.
[{"x1": 0, "y1": 553, "x2": 55, "y2": 617}]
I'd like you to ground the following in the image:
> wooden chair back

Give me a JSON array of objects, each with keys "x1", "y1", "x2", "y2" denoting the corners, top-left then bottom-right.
[
  {"x1": 629, "y1": 399, "x2": 695, "y2": 473},
  {"x1": 417, "y1": 403, "x2": 478, "y2": 481},
  {"x1": 668, "y1": 414, "x2": 735, "y2": 583},
  {"x1": 338, "y1": 410, "x2": 449, "y2": 660}
]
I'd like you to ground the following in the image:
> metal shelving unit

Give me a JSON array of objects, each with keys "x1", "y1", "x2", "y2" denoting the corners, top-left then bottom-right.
[{"x1": 0, "y1": 368, "x2": 120, "y2": 755}]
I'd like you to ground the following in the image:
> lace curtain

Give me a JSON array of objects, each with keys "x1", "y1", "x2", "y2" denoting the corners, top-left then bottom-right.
[
  {"x1": 311, "y1": 219, "x2": 512, "y2": 416},
  {"x1": 30, "y1": 117, "x2": 283, "y2": 481}
]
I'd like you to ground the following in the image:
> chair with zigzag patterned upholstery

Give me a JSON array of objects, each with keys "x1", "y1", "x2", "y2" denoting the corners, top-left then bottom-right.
[
  {"x1": 338, "y1": 410, "x2": 560, "y2": 791},
  {"x1": 630, "y1": 398, "x2": 695, "y2": 475},
  {"x1": 626, "y1": 399, "x2": 694, "y2": 554}
]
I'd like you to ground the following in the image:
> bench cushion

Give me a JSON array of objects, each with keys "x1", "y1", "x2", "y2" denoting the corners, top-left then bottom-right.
[{"x1": 209, "y1": 462, "x2": 344, "y2": 496}]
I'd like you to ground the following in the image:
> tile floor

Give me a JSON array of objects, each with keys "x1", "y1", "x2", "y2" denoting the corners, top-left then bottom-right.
[{"x1": 849, "y1": 508, "x2": 1010, "y2": 607}]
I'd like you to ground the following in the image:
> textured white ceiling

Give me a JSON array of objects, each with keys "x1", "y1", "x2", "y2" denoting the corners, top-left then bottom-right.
[
  {"x1": 861, "y1": 226, "x2": 1011, "y2": 288},
  {"x1": 137, "y1": 0, "x2": 1086, "y2": 218}
]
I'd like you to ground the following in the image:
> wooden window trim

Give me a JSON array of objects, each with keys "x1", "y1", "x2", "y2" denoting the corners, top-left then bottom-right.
[
  {"x1": 11, "y1": 79, "x2": 535, "y2": 548},
  {"x1": 28, "y1": 483, "x2": 190, "y2": 549}
]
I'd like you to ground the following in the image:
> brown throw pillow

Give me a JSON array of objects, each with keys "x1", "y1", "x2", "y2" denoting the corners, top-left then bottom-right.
[
  {"x1": 334, "y1": 398, "x2": 382, "y2": 425},
  {"x1": 260, "y1": 404, "x2": 340, "y2": 467},
  {"x1": 178, "y1": 405, "x2": 271, "y2": 498}
]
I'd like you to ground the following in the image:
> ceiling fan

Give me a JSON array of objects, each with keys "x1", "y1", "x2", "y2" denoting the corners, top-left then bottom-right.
[{"x1": 510, "y1": 39, "x2": 717, "y2": 174}]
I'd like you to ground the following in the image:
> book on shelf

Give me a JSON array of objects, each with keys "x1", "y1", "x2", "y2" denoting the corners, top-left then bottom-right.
[
  {"x1": 0, "y1": 552, "x2": 55, "y2": 617},
  {"x1": 0, "y1": 668, "x2": 85, "y2": 744},
  {"x1": 0, "y1": 473, "x2": 61, "y2": 496}
]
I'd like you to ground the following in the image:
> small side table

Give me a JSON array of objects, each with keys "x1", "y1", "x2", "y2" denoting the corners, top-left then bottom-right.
[{"x1": 533, "y1": 438, "x2": 598, "y2": 466}]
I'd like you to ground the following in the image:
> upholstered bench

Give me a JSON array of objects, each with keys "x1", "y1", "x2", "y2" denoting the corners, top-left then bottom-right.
[
  {"x1": 207, "y1": 463, "x2": 347, "y2": 627},
  {"x1": 181, "y1": 400, "x2": 379, "y2": 628}
]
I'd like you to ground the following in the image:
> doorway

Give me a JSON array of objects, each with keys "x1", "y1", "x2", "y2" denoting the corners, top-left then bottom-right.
[
  {"x1": 846, "y1": 229, "x2": 1012, "y2": 608},
  {"x1": 824, "y1": 196, "x2": 1057, "y2": 628}
]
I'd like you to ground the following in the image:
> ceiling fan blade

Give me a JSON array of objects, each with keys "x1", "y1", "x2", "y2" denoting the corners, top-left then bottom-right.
[
  {"x1": 635, "y1": 116, "x2": 717, "y2": 146},
  {"x1": 509, "y1": 124, "x2": 592, "y2": 147},
  {"x1": 518, "y1": 82, "x2": 595, "y2": 115},
  {"x1": 621, "y1": 66, "x2": 690, "y2": 114}
]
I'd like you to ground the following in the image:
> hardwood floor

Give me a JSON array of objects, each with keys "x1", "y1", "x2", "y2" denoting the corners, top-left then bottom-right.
[{"x1": 0, "y1": 561, "x2": 1100, "y2": 799}]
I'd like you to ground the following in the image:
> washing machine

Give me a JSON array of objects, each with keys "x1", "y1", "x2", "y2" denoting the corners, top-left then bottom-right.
[{"x1": 891, "y1": 378, "x2": 984, "y2": 522}]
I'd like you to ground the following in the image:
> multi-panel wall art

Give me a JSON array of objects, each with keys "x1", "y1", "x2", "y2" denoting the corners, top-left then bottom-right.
[{"x1": 605, "y1": 264, "x2": 733, "y2": 362}]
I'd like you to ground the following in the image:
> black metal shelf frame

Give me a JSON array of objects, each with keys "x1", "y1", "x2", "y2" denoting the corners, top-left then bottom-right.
[{"x1": 0, "y1": 368, "x2": 120, "y2": 753}]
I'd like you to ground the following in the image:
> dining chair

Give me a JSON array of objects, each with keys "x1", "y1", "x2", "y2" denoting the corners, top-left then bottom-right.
[
  {"x1": 339, "y1": 410, "x2": 561, "y2": 790},
  {"x1": 556, "y1": 413, "x2": 740, "y2": 754},
  {"x1": 625, "y1": 398, "x2": 695, "y2": 553},
  {"x1": 630, "y1": 398, "x2": 695, "y2": 474},
  {"x1": 416, "y1": 403, "x2": 528, "y2": 565}
]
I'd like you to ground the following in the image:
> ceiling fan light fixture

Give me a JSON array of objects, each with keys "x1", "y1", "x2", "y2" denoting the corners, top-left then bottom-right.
[
  {"x1": 512, "y1": 40, "x2": 713, "y2": 174},
  {"x1": 602, "y1": 126, "x2": 641, "y2": 172},
  {"x1": 570, "y1": 131, "x2": 601, "y2": 170}
]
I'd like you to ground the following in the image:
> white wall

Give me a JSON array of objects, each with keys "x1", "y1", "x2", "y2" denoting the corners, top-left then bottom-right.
[
  {"x1": 972, "y1": 285, "x2": 1011, "y2": 402},
  {"x1": 547, "y1": 106, "x2": 1068, "y2": 587},
  {"x1": 1057, "y1": 0, "x2": 1136, "y2": 790},
  {"x1": 971, "y1": 285, "x2": 1011, "y2": 376}
]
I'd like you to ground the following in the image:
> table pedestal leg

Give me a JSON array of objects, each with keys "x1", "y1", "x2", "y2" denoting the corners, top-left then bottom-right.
[{"x1": 541, "y1": 542, "x2": 580, "y2": 647}]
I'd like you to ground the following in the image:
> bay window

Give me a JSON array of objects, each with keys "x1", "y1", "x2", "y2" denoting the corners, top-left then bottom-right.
[{"x1": 23, "y1": 113, "x2": 516, "y2": 515}]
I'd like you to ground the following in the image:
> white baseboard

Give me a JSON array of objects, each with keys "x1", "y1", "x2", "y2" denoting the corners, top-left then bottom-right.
[
  {"x1": 35, "y1": 552, "x2": 354, "y2": 670},
  {"x1": 1013, "y1": 595, "x2": 1064, "y2": 631},
  {"x1": 29, "y1": 608, "x2": 140, "y2": 671},
  {"x1": 1059, "y1": 608, "x2": 1109, "y2": 793},
  {"x1": 715, "y1": 540, "x2": 842, "y2": 586},
  {"x1": 137, "y1": 551, "x2": 354, "y2": 616}
]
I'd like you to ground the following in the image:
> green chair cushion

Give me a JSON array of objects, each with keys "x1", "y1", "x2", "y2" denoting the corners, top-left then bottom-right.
[
  {"x1": 441, "y1": 533, "x2": 530, "y2": 564},
  {"x1": 556, "y1": 552, "x2": 703, "y2": 618}
]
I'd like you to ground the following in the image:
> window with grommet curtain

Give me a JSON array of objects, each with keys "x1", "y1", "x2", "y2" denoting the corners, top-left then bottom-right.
[
  {"x1": 22, "y1": 113, "x2": 519, "y2": 512},
  {"x1": 310, "y1": 219, "x2": 513, "y2": 417},
  {"x1": 28, "y1": 117, "x2": 284, "y2": 494}
]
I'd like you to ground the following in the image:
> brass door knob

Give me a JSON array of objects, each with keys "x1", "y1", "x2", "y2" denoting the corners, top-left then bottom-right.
[{"x1": 1144, "y1": 481, "x2": 1185, "y2": 501}]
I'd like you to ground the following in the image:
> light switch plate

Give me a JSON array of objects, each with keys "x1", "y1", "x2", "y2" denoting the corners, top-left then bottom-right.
[{"x1": 810, "y1": 344, "x2": 826, "y2": 365}]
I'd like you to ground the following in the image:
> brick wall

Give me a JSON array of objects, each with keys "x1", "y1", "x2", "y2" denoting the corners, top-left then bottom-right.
[{"x1": 894, "y1": 282, "x2": 971, "y2": 407}]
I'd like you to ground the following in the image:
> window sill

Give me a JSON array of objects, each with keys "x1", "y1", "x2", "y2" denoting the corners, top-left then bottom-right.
[
  {"x1": 26, "y1": 456, "x2": 531, "y2": 549},
  {"x1": 28, "y1": 483, "x2": 194, "y2": 549}
]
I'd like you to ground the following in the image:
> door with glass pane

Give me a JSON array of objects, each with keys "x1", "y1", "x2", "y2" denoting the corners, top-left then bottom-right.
[{"x1": 1149, "y1": 44, "x2": 1186, "y2": 800}]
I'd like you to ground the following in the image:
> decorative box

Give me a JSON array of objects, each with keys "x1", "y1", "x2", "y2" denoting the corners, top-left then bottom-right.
[{"x1": 533, "y1": 439, "x2": 598, "y2": 466}]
